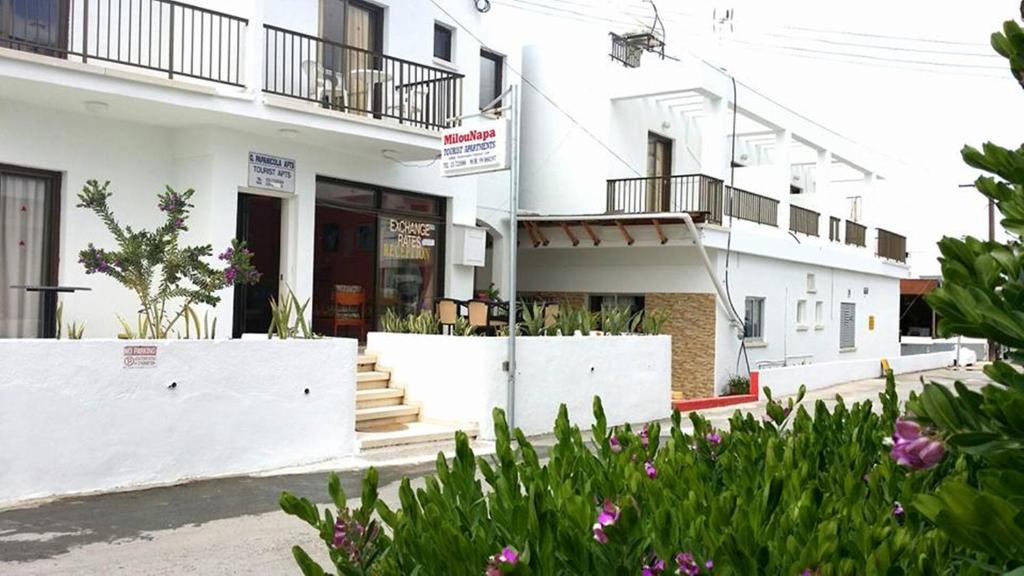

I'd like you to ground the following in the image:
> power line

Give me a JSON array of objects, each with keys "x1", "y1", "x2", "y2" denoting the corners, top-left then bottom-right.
[
  {"x1": 430, "y1": 0, "x2": 644, "y2": 177},
  {"x1": 755, "y1": 30, "x2": 1000, "y2": 59},
  {"x1": 725, "y1": 37, "x2": 1007, "y2": 71},
  {"x1": 780, "y1": 24, "x2": 991, "y2": 48}
]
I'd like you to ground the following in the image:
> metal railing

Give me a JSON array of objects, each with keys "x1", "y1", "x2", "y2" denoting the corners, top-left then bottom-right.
[
  {"x1": 263, "y1": 25, "x2": 464, "y2": 130},
  {"x1": 725, "y1": 186, "x2": 778, "y2": 227},
  {"x1": 605, "y1": 174, "x2": 724, "y2": 224},
  {"x1": 877, "y1": 228, "x2": 907, "y2": 262},
  {"x1": 789, "y1": 205, "x2": 820, "y2": 236},
  {"x1": 0, "y1": 0, "x2": 247, "y2": 86},
  {"x1": 846, "y1": 221, "x2": 867, "y2": 247}
]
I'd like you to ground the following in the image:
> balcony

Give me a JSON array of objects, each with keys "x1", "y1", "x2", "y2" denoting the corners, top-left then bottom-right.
[
  {"x1": 606, "y1": 174, "x2": 724, "y2": 224},
  {"x1": 877, "y1": 228, "x2": 907, "y2": 263},
  {"x1": 725, "y1": 186, "x2": 779, "y2": 227},
  {"x1": 0, "y1": 0, "x2": 247, "y2": 86},
  {"x1": 845, "y1": 221, "x2": 867, "y2": 247},
  {"x1": 789, "y1": 205, "x2": 820, "y2": 237},
  {"x1": 263, "y1": 25, "x2": 464, "y2": 131}
]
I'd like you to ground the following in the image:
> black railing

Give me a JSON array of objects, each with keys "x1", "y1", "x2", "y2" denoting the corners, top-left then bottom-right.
[
  {"x1": 877, "y1": 228, "x2": 907, "y2": 263},
  {"x1": 263, "y1": 25, "x2": 464, "y2": 131},
  {"x1": 0, "y1": 0, "x2": 247, "y2": 86},
  {"x1": 789, "y1": 205, "x2": 819, "y2": 236},
  {"x1": 725, "y1": 186, "x2": 778, "y2": 227},
  {"x1": 606, "y1": 174, "x2": 724, "y2": 224},
  {"x1": 609, "y1": 33, "x2": 641, "y2": 68},
  {"x1": 846, "y1": 221, "x2": 866, "y2": 247}
]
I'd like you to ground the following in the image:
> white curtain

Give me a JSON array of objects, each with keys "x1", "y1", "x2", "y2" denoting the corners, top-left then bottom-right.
[{"x1": 0, "y1": 174, "x2": 47, "y2": 338}]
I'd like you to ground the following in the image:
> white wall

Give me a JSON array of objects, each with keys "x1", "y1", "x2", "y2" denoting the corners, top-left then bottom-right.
[
  {"x1": 757, "y1": 350, "x2": 956, "y2": 398},
  {"x1": 366, "y1": 333, "x2": 672, "y2": 439},
  {"x1": 0, "y1": 338, "x2": 357, "y2": 505}
]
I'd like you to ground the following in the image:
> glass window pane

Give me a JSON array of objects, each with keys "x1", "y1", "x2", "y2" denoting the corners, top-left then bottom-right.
[
  {"x1": 381, "y1": 191, "x2": 440, "y2": 216},
  {"x1": 433, "y1": 24, "x2": 452, "y2": 61},
  {"x1": 377, "y1": 216, "x2": 439, "y2": 318},
  {"x1": 317, "y1": 180, "x2": 376, "y2": 207},
  {"x1": 479, "y1": 50, "x2": 502, "y2": 110}
]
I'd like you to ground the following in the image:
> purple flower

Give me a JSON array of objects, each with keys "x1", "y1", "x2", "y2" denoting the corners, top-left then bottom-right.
[
  {"x1": 224, "y1": 267, "x2": 238, "y2": 283},
  {"x1": 892, "y1": 501, "x2": 905, "y2": 522},
  {"x1": 675, "y1": 552, "x2": 700, "y2": 576},
  {"x1": 592, "y1": 523, "x2": 608, "y2": 544},
  {"x1": 609, "y1": 435, "x2": 622, "y2": 453},
  {"x1": 593, "y1": 499, "x2": 618, "y2": 544},
  {"x1": 497, "y1": 547, "x2": 518, "y2": 564},
  {"x1": 890, "y1": 418, "x2": 945, "y2": 470},
  {"x1": 644, "y1": 460, "x2": 657, "y2": 479},
  {"x1": 706, "y1": 431, "x2": 721, "y2": 445},
  {"x1": 640, "y1": 424, "x2": 650, "y2": 447},
  {"x1": 218, "y1": 247, "x2": 235, "y2": 261},
  {"x1": 705, "y1": 559, "x2": 714, "y2": 571}
]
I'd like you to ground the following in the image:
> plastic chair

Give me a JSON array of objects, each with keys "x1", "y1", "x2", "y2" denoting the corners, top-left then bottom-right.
[{"x1": 302, "y1": 60, "x2": 348, "y2": 110}]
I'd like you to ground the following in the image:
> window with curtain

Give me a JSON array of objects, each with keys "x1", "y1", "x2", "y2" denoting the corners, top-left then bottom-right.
[
  {"x1": 1, "y1": 170, "x2": 57, "y2": 338},
  {"x1": 479, "y1": 49, "x2": 503, "y2": 111}
]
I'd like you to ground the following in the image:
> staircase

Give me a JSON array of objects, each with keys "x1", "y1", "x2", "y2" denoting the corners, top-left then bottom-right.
[{"x1": 355, "y1": 353, "x2": 478, "y2": 450}]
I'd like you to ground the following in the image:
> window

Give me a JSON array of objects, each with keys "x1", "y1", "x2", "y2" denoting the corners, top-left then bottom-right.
[
  {"x1": 829, "y1": 217, "x2": 841, "y2": 242},
  {"x1": 840, "y1": 302, "x2": 856, "y2": 349},
  {"x1": 588, "y1": 294, "x2": 645, "y2": 314},
  {"x1": 479, "y1": 49, "x2": 504, "y2": 111},
  {"x1": 744, "y1": 297, "x2": 765, "y2": 340},
  {"x1": 433, "y1": 23, "x2": 453, "y2": 62},
  {"x1": 796, "y1": 300, "x2": 807, "y2": 327},
  {"x1": 815, "y1": 301, "x2": 824, "y2": 328},
  {"x1": 806, "y1": 273, "x2": 816, "y2": 293}
]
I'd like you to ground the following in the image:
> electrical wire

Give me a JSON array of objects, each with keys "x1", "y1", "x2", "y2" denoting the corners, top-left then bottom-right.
[
  {"x1": 721, "y1": 73, "x2": 752, "y2": 378},
  {"x1": 429, "y1": 0, "x2": 645, "y2": 177},
  {"x1": 725, "y1": 37, "x2": 1006, "y2": 71}
]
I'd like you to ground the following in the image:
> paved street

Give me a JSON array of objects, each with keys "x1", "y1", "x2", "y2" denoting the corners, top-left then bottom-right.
[{"x1": 0, "y1": 366, "x2": 992, "y2": 574}]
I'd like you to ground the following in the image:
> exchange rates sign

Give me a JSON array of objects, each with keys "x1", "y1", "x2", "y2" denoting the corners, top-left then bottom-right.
[{"x1": 440, "y1": 120, "x2": 509, "y2": 177}]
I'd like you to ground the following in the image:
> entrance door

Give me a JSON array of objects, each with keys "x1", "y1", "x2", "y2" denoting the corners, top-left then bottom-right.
[
  {"x1": 312, "y1": 205, "x2": 377, "y2": 340},
  {"x1": 0, "y1": 166, "x2": 60, "y2": 338},
  {"x1": 647, "y1": 132, "x2": 673, "y2": 212},
  {"x1": 233, "y1": 194, "x2": 282, "y2": 338}
]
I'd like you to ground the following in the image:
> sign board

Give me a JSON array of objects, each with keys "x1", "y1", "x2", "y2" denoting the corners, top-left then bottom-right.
[
  {"x1": 123, "y1": 345, "x2": 158, "y2": 369},
  {"x1": 441, "y1": 120, "x2": 509, "y2": 177},
  {"x1": 380, "y1": 218, "x2": 437, "y2": 261},
  {"x1": 248, "y1": 152, "x2": 296, "y2": 193}
]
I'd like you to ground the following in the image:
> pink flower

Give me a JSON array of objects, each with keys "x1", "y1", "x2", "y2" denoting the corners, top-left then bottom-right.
[
  {"x1": 890, "y1": 418, "x2": 945, "y2": 470},
  {"x1": 644, "y1": 460, "x2": 657, "y2": 479},
  {"x1": 609, "y1": 435, "x2": 622, "y2": 453}
]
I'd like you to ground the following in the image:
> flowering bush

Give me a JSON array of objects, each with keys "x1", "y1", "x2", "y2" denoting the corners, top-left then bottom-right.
[
  {"x1": 76, "y1": 180, "x2": 258, "y2": 338},
  {"x1": 281, "y1": 374, "x2": 989, "y2": 574}
]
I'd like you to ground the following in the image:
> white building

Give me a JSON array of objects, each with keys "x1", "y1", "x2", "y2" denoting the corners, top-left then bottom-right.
[{"x1": 0, "y1": 0, "x2": 908, "y2": 400}]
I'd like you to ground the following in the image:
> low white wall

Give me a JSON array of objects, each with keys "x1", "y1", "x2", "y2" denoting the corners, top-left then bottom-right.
[
  {"x1": 0, "y1": 338, "x2": 357, "y2": 506},
  {"x1": 366, "y1": 333, "x2": 672, "y2": 439},
  {"x1": 757, "y1": 351, "x2": 957, "y2": 398}
]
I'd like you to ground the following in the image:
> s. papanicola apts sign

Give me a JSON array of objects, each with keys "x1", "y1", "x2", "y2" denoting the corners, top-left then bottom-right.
[{"x1": 441, "y1": 119, "x2": 509, "y2": 177}]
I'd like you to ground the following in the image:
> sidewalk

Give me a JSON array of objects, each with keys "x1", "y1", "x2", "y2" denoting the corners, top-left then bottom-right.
[{"x1": 0, "y1": 366, "x2": 990, "y2": 574}]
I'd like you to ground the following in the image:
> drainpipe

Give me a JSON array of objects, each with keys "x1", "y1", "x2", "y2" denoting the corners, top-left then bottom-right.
[{"x1": 680, "y1": 213, "x2": 745, "y2": 338}]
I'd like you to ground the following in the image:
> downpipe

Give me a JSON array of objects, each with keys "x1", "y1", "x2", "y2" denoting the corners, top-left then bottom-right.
[{"x1": 681, "y1": 213, "x2": 746, "y2": 338}]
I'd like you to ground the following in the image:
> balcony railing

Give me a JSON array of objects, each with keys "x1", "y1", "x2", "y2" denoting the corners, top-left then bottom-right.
[
  {"x1": 725, "y1": 186, "x2": 778, "y2": 227},
  {"x1": 263, "y1": 25, "x2": 463, "y2": 130},
  {"x1": 0, "y1": 0, "x2": 247, "y2": 86},
  {"x1": 846, "y1": 221, "x2": 867, "y2": 247},
  {"x1": 877, "y1": 228, "x2": 907, "y2": 263},
  {"x1": 606, "y1": 174, "x2": 724, "y2": 224},
  {"x1": 829, "y1": 216, "x2": 841, "y2": 242},
  {"x1": 789, "y1": 205, "x2": 820, "y2": 237}
]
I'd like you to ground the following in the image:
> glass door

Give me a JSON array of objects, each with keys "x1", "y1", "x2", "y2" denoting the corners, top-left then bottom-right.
[
  {"x1": 0, "y1": 0, "x2": 69, "y2": 56},
  {"x1": 0, "y1": 167, "x2": 59, "y2": 338},
  {"x1": 322, "y1": 0, "x2": 384, "y2": 115},
  {"x1": 377, "y1": 216, "x2": 438, "y2": 319}
]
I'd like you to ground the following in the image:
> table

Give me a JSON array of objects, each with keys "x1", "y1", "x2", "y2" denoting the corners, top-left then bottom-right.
[
  {"x1": 348, "y1": 68, "x2": 392, "y2": 113},
  {"x1": 9, "y1": 285, "x2": 92, "y2": 338}
]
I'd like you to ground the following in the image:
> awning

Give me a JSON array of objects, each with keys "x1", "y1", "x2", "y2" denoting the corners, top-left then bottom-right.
[{"x1": 517, "y1": 212, "x2": 709, "y2": 247}]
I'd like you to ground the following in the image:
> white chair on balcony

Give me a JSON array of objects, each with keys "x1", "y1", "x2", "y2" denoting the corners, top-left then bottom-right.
[
  {"x1": 388, "y1": 83, "x2": 430, "y2": 123},
  {"x1": 301, "y1": 60, "x2": 348, "y2": 110}
]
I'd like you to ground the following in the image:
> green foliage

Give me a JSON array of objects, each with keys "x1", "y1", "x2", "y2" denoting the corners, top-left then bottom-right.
[
  {"x1": 268, "y1": 288, "x2": 317, "y2": 339},
  {"x1": 600, "y1": 306, "x2": 642, "y2": 335},
  {"x1": 407, "y1": 310, "x2": 440, "y2": 335},
  {"x1": 725, "y1": 374, "x2": 750, "y2": 396},
  {"x1": 904, "y1": 10, "x2": 1024, "y2": 570},
  {"x1": 55, "y1": 302, "x2": 85, "y2": 339},
  {"x1": 641, "y1": 309, "x2": 669, "y2": 335},
  {"x1": 76, "y1": 180, "x2": 258, "y2": 338},
  {"x1": 380, "y1": 308, "x2": 406, "y2": 333},
  {"x1": 283, "y1": 375, "x2": 986, "y2": 574},
  {"x1": 518, "y1": 300, "x2": 549, "y2": 336}
]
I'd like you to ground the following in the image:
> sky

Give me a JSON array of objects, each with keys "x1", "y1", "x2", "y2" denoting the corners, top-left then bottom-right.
[{"x1": 491, "y1": 0, "x2": 1024, "y2": 276}]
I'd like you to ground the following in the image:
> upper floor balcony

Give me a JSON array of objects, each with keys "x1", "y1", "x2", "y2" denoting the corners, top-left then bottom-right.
[
  {"x1": 0, "y1": 0, "x2": 463, "y2": 132},
  {"x1": 604, "y1": 173, "x2": 906, "y2": 263}
]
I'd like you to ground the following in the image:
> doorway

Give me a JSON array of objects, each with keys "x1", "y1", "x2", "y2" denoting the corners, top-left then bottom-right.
[
  {"x1": 232, "y1": 193, "x2": 282, "y2": 337},
  {"x1": 322, "y1": 0, "x2": 385, "y2": 115},
  {"x1": 0, "y1": 0, "x2": 69, "y2": 57},
  {"x1": 647, "y1": 131, "x2": 673, "y2": 212}
]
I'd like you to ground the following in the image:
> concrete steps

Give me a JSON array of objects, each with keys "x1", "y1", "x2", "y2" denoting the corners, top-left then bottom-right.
[
  {"x1": 356, "y1": 404, "x2": 420, "y2": 426},
  {"x1": 356, "y1": 387, "x2": 405, "y2": 409},
  {"x1": 357, "y1": 421, "x2": 480, "y2": 450},
  {"x1": 354, "y1": 354, "x2": 420, "y2": 432},
  {"x1": 357, "y1": 370, "x2": 391, "y2": 390}
]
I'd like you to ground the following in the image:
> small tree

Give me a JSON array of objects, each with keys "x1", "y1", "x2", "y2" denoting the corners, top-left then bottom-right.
[
  {"x1": 899, "y1": 10, "x2": 1024, "y2": 569},
  {"x1": 77, "y1": 180, "x2": 258, "y2": 338}
]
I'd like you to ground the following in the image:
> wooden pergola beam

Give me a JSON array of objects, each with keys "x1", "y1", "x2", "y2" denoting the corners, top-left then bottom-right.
[
  {"x1": 523, "y1": 222, "x2": 541, "y2": 248},
  {"x1": 533, "y1": 223, "x2": 550, "y2": 246},
  {"x1": 652, "y1": 219, "x2": 668, "y2": 245},
  {"x1": 614, "y1": 220, "x2": 635, "y2": 246},
  {"x1": 559, "y1": 222, "x2": 580, "y2": 247},
  {"x1": 580, "y1": 221, "x2": 600, "y2": 246}
]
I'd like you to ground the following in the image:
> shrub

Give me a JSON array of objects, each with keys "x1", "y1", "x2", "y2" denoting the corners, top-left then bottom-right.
[
  {"x1": 76, "y1": 180, "x2": 258, "y2": 338},
  {"x1": 282, "y1": 374, "x2": 982, "y2": 574},
  {"x1": 725, "y1": 374, "x2": 750, "y2": 396}
]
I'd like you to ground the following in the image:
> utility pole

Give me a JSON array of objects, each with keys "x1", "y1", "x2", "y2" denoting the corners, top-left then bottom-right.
[{"x1": 988, "y1": 197, "x2": 999, "y2": 361}]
